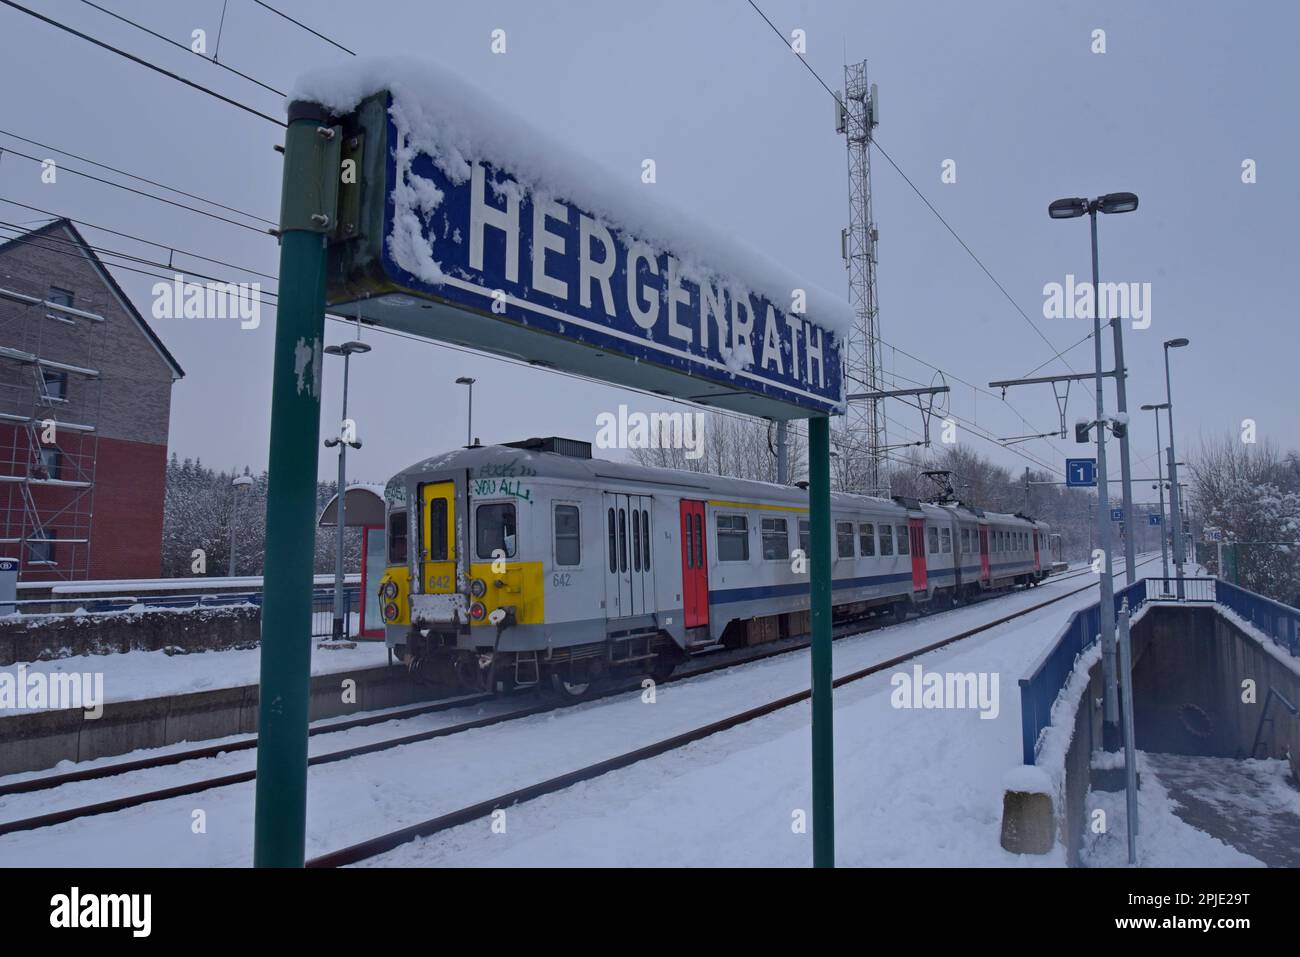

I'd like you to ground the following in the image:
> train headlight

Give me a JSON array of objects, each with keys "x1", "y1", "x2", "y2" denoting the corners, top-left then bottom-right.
[
  {"x1": 469, "y1": 601, "x2": 487, "y2": 622},
  {"x1": 383, "y1": 602, "x2": 399, "y2": 622},
  {"x1": 381, "y1": 581, "x2": 398, "y2": 600},
  {"x1": 469, "y1": 578, "x2": 487, "y2": 598}
]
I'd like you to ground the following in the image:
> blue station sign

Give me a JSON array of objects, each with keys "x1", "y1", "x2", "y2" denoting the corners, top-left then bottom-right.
[
  {"x1": 1065, "y1": 458, "x2": 1097, "y2": 487},
  {"x1": 324, "y1": 93, "x2": 844, "y2": 420}
]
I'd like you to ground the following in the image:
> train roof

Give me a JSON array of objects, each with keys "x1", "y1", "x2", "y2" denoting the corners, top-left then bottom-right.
[{"x1": 389, "y1": 441, "x2": 1047, "y2": 529}]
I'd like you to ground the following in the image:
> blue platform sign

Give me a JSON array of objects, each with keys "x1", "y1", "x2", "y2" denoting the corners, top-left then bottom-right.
[
  {"x1": 1111, "y1": 508, "x2": 1125, "y2": 522},
  {"x1": 1066, "y1": 458, "x2": 1096, "y2": 487},
  {"x1": 325, "y1": 93, "x2": 844, "y2": 420},
  {"x1": 1148, "y1": 513, "x2": 1162, "y2": 527}
]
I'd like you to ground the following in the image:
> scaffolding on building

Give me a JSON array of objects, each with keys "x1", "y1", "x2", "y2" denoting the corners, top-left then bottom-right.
[{"x1": 0, "y1": 286, "x2": 104, "y2": 580}]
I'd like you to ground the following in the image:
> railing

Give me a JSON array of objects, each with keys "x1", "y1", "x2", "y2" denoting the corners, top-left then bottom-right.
[
  {"x1": 7, "y1": 588, "x2": 359, "y2": 639},
  {"x1": 1214, "y1": 579, "x2": 1300, "y2": 658},
  {"x1": 1017, "y1": 576, "x2": 1290, "y2": 765}
]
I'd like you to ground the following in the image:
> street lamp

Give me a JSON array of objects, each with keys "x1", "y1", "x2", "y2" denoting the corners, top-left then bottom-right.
[
  {"x1": 1163, "y1": 338, "x2": 1190, "y2": 598},
  {"x1": 1049, "y1": 191, "x2": 1139, "y2": 751},
  {"x1": 324, "y1": 341, "x2": 370, "y2": 640},
  {"x1": 455, "y1": 376, "x2": 476, "y2": 447},
  {"x1": 1141, "y1": 402, "x2": 1171, "y2": 587},
  {"x1": 228, "y1": 475, "x2": 254, "y2": 577}
]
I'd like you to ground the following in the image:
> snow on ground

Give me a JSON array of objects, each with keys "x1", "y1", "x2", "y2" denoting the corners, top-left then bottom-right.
[
  {"x1": 1080, "y1": 752, "x2": 1265, "y2": 868},
  {"x1": 0, "y1": 557, "x2": 1156, "y2": 867},
  {"x1": 0, "y1": 638, "x2": 390, "y2": 717}
]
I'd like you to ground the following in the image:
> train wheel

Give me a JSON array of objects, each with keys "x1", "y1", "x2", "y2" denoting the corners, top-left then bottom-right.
[{"x1": 551, "y1": 668, "x2": 593, "y2": 701}]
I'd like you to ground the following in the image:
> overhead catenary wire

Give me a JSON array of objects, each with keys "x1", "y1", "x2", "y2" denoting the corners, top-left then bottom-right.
[
  {"x1": 73, "y1": 0, "x2": 287, "y2": 98},
  {"x1": 0, "y1": 128, "x2": 277, "y2": 227},
  {"x1": 250, "y1": 0, "x2": 357, "y2": 56},
  {"x1": 0, "y1": 0, "x2": 285, "y2": 127},
  {"x1": 740, "y1": 0, "x2": 1096, "y2": 403}
]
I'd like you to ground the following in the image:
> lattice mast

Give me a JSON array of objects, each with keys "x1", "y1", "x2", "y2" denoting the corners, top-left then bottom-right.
[{"x1": 838, "y1": 60, "x2": 887, "y2": 494}]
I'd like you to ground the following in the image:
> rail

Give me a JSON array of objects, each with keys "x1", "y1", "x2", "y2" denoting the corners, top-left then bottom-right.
[{"x1": 1017, "y1": 575, "x2": 1297, "y2": 765}]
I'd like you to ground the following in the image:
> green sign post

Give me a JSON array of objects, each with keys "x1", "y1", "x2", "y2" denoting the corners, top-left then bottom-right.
[{"x1": 254, "y1": 101, "x2": 339, "y2": 867}]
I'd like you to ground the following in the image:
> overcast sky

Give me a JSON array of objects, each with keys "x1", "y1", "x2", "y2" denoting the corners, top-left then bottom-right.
[{"x1": 1, "y1": 0, "x2": 1294, "y2": 504}]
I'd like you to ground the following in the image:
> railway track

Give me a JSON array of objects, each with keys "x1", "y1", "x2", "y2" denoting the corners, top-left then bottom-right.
[
  {"x1": 302, "y1": 554, "x2": 1156, "y2": 866},
  {"x1": 0, "y1": 558, "x2": 1139, "y2": 841}
]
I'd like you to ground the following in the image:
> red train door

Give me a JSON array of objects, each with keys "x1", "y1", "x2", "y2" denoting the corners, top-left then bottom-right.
[
  {"x1": 679, "y1": 500, "x2": 709, "y2": 628},
  {"x1": 978, "y1": 526, "x2": 991, "y2": 584},
  {"x1": 1032, "y1": 530, "x2": 1041, "y2": 573},
  {"x1": 907, "y1": 518, "x2": 927, "y2": 591}
]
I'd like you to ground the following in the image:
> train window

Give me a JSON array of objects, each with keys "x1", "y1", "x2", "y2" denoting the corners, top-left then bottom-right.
[
  {"x1": 859, "y1": 523, "x2": 876, "y2": 557},
  {"x1": 554, "y1": 505, "x2": 580, "y2": 567},
  {"x1": 692, "y1": 513, "x2": 703, "y2": 567},
  {"x1": 388, "y1": 511, "x2": 408, "y2": 564},
  {"x1": 608, "y1": 508, "x2": 617, "y2": 573},
  {"x1": 428, "y1": 498, "x2": 448, "y2": 561},
  {"x1": 642, "y1": 510, "x2": 651, "y2": 567},
  {"x1": 632, "y1": 508, "x2": 641, "y2": 571},
  {"x1": 761, "y1": 517, "x2": 790, "y2": 561},
  {"x1": 717, "y1": 514, "x2": 749, "y2": 562},
  {"x1": 941, "y1": 528, "x2": 952, "y2": 554},
  {"x1": 892, "y1": 525, "x2": 905, "y2": 555},
  {"x1": 962, "y1": 528, "x2": 971, "y2": 554},
  {"x1": 836, "y1": 522, "x2": 855, "y2": 559},
  {"x1": 475, "y1": 503, "x2": 517, "y2": 559},
  {"x1": 927, "y1": 526, "x2": 939, "y2": 554},
  {"x1": 618, "y1": 508, "x2": 628, "y2": 572},
  {"x1": 798, "y1": 520, "x2": 810, "y2": 555}
]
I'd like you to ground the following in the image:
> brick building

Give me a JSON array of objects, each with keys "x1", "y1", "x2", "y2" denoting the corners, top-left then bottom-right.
[{"x1": 0, "y1": 219, "x2": 184, "y2": 581}]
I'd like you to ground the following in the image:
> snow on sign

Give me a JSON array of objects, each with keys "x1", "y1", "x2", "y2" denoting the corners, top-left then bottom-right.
[{"x1": 298, "y1": 59, "x2": 847, "y2": 419}]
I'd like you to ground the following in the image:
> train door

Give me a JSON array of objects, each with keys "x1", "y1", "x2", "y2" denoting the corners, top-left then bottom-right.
[
  {"x1": 1032, "y1": 530, "x2": 1041, "y2": 574},
  {"x1": 420, "y1": 481, "x2": 456, "y2": 596},
  {"x1": 978, "y1": 525, "x2": 990, "y2": 584},
  {"x1": 907, "y1": 518, "x2": 927, "y2": 591},
  {"x1": 679, "y1": 500, "x2": 708, "y2": 628},
  {"x1": 603, "y1": 493, "x2": 655, "y2": 618}
]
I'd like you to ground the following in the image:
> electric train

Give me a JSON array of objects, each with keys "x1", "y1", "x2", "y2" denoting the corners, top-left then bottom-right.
[{"x1": 377, "y1": 437, "x2": 1053, "y2": 696}]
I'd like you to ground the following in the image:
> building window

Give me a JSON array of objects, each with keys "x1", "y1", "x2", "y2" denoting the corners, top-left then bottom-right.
[
  {"x1": 761, "y1": 516, "x2": 789, "y2": 561},
  {"x1": 893, "y1": 525, "x2": 906, "y2": 555},
  {"x1": 28, "y1": 528, "x2": 56, "y2": 564},
  {"x1": 475, "y1": 503, "x2": 517, "y2": 560},
  {"x1": 928, "y1": 526, "x2": 939, "y2": 554},
  {"x1": 47, "y1": 287, "x2": 74, "y2": 307},
  {"x1": 554, "y1": 504, "x2": 580, "y2": 566},
  {"x1": 388, "y1": 511, "x2": 408, "y2": 564},
  {"x1": 717, "y1": 513, "x2": 749, "y2": 562},
  {"x1": 941, "y1": 527, "x2": 952, "y2": 554},
  {"x1": 859, "y1": 523, "x2": 875, "y2": 557},
  {"x1": 41, "y1": 369, "x2": 68, "y2": 402},
  {"x1": 836, "y1": 521, "x2": 855, "y2": 559},
  {"x1": 39, "y1": 446, "x2": 62, "y2": 480}
]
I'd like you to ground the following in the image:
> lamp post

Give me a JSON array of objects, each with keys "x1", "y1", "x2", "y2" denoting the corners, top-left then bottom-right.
[
  {"x1": 1049, "y1": 192, "x2": 1138, "y2": 752},
  {"x1": 1141, "y1": 402, "x2": 1171, "y2": 587},
  {"x1": 455, "y1": 376, "x2": 476, "y2": 447},
  {"x1": 1163, "y1": 338, "x2": 1190, "y2": 599},
  {"x1": 324, "y1": 341, "x2": 370, "y2": 640},
  {"x1": 228, "y1": 475, "x2": 254, "y2": 577}
]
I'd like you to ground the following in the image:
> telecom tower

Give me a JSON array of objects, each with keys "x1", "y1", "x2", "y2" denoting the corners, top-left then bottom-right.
[{"x1": 837, "y1": 61, "x2": 887, "y2": 494}]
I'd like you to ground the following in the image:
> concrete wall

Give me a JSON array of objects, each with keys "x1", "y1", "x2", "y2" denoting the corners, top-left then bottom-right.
[
  {"x1": 1055, "y1": 603, "x2": 1300, "y2": 863},
  {"x1": 0, "y1": 664, "x2": 428, "y2": 776}
]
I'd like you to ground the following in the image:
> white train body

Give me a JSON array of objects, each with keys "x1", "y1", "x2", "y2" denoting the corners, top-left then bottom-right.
[{"x1": 377, "y1": 439, "x2": 1052, "y2": 692}]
